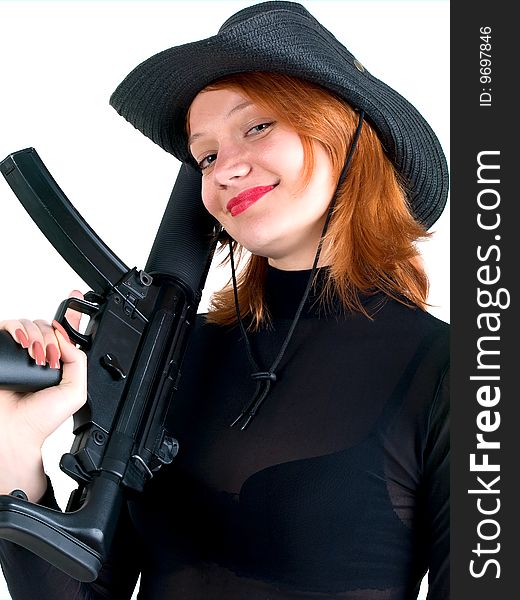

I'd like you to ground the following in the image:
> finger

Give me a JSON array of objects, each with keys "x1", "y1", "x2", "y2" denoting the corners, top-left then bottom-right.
[
  {"x1": 34, "y1": 319, "x2": 62, "y2": 369},
  {"x1": 16, "y1": 328, "x2": 88, "y2": 443},
  {"x1": 18, "y1": 318, "x2": 47, "y2": 366},
  {"x1": 0, "y1": 319, "x2": 30, "y2": 349},
  {"x1": 63, "y1": 289, "x2": 85, "y2": 333},
  {"x1": 0, "y1": 319, "x2": 56, "y2": 367}
]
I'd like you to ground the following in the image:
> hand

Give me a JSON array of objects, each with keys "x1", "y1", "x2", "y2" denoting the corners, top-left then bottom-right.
[{"x1": 0, "y1": 290, "x2": 87, "y2": 501}]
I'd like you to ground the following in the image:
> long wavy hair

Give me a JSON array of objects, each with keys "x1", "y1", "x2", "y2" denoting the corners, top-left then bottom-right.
[{"x1": 186, "y1": 72, "x2": 430, "y2": 331}]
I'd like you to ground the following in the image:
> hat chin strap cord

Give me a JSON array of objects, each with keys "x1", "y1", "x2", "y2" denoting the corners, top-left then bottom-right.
[{"x1": 228, "y1": 111, "x2": 365, "y2": 430}]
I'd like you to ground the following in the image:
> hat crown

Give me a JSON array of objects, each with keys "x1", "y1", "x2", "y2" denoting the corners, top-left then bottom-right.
[{"x1": 219, "y1": 1, "x2": 313, "y2": 33}]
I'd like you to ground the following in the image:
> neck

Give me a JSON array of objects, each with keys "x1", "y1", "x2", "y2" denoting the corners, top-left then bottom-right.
[
  {"x1": 266, "y1": 239, "x2": 333, "y2": 271},
  {"x1": 263, "y1": 263, "x2": 332, "y2": 319}
]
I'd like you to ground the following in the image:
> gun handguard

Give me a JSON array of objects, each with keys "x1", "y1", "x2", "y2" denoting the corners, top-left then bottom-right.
[{"x1": 0, "y1": 149, "x2": 219, "y2": 581}]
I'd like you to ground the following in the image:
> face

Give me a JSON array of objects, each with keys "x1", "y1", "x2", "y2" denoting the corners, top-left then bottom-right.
[{"x1": 188, "y1": 88, "x2": 337, "y2": 270}]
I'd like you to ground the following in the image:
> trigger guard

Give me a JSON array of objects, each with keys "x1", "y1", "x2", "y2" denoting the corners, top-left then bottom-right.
[{"x1": 53, "y1": 297, "x2": 100, "y2": 349}]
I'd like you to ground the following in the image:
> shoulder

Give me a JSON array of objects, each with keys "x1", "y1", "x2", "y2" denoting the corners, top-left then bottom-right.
[
  {"x1": 370, "y1": 299, "x2": 450, "y2": 416},
  {"x1": 378, "y1": 296, "x2": 449, "y2": 334},
  {"x1": 374, "y1": 301, "x2": 450, "y2": 447},
  {"x1": 391, "y1": 296, "x2": 448, "y2": 340},
  {"x1": 367, "y1": 295, "x2": 449, "y2": 363},
  {"x1": 189, "y1": 312, "x2": 240, "y2": 348},
  {"x1": 193, "y1": 312, "x2": 235, "y2": 335}
]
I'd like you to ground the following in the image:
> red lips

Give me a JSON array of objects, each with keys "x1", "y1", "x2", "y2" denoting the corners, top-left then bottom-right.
[{"x1": 226, "y1": 185, "x2": 276, "y2": 217}]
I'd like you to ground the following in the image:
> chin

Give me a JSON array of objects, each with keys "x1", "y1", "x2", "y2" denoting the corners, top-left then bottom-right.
[
  {"x1": 229, "y1": 234, "x2": 271, "y2": 255},
  {"x1": 237, "y1": 241, "x2": 274, "y2": 258},
  {"x1": 232, "y1": 218, "x2": 293, "y2": 254}
]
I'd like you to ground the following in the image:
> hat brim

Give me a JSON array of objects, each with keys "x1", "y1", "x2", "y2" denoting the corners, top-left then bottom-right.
[{"x1": 110, "y1": 5, "x2": 448, "y2": 229}]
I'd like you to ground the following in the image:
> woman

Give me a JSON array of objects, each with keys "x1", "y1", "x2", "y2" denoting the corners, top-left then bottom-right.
[{"x1": 0, "y1": 2, "x2": 449, "y2": 599}]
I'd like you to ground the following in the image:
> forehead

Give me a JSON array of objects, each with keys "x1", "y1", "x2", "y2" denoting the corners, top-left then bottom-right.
[{"x1": 188, "y1": 87, "x2": 258, "y2": 134}]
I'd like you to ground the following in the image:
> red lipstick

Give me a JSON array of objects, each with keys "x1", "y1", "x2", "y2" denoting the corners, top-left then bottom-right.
[{"x1": 227, "y1": 185, "x2": 275, "y2": 217}]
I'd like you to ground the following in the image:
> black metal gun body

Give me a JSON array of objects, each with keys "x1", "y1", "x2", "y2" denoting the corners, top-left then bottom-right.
[{"x1": 0, "y1": 149, "x2": 218, "y2": 581}]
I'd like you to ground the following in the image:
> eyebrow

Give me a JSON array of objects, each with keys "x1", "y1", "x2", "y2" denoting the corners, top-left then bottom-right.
[{"x1": 188, "y1": 100, "x2": 253, "y2": 146}]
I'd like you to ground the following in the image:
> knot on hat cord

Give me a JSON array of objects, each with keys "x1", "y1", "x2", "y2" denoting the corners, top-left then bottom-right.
[{"x1": 229, "y1": 111, "x2": 365, "y2": 430}]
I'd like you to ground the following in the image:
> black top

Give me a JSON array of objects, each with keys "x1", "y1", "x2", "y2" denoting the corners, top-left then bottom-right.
[{"x1": 0, "y1": 265, "x2": 450, "y2": 599}]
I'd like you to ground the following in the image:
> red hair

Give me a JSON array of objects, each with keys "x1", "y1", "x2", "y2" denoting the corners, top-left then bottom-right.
[{"x1": 186, "y1": 72, "x2": 430, "y2": 330}]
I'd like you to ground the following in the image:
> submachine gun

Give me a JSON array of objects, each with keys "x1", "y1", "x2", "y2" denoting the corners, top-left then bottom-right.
[{"x1": 0, "y1": 148, "x2": 219, "y2": 581}]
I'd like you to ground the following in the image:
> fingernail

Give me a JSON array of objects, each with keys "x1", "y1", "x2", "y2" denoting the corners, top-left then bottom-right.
[
  {"x1": 52, "y1": 320, "x2": 71, "y2": 344},
  {"x1": 32, "y1": 341, "x2": 46, "y2": 366},
  {"x1": 15, "y1": 328, "x2": 29, "y2": 348},
  {"x1": 46, "y1": 344, "x2": 61, "y2": 369}
]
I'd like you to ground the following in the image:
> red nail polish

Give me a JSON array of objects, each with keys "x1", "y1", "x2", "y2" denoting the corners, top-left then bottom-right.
[
  {"x1": 46, "y1": 344, "x2": 61, "y2": 369},
  {"x1": 32, "y1": 341, "x2": 46, "y2": 366},
  {"x1": 52, "y1": 320, "x2": 71, "y2": 344},
  {"x1": 15, "y1": 328, "x2": 29, "y2": 348}
]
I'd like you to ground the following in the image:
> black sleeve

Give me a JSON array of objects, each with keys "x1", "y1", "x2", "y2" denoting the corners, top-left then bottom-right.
[
  {"x1": 423, "y1": 366, "x2": 450, "y2": 600},
  {"x1": 0, "y1": 478, "x2": 141, "y2": 600}
]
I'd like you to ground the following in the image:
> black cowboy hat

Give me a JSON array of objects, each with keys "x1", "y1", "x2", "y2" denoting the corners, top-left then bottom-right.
[{"x1": 110, "y1": 1, "x2": 448, "y2": 229}]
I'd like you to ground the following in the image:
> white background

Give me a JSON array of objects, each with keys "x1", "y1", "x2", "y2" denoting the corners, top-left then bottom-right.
[{"x1": 0, "y1": 1, "x2": 449, "y2": 598}]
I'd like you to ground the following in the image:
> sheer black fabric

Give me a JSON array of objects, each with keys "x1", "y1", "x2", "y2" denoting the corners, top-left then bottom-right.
[{"x1": 1, "y1": 265, "x2": 449, "y2": 599}]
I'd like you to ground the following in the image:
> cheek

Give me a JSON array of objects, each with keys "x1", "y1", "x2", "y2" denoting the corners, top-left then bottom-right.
[
  {"x1": 308, "y1": 145, "x2": 336, "y2": 201},
  {"x1": 200, "y1": 182, "x2": 219, "y2": 218},
  {"x1": 262, "y1": 135, "x2": 305, "y2": 181}
]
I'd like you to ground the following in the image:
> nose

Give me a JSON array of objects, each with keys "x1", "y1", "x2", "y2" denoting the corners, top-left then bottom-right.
[{"x1": 213, "y1": 143, "x2": 251, "y2": 187}]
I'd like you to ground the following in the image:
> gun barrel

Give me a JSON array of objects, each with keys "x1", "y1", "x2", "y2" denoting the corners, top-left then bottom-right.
[{"x1": 145, "y1": 163, "x2": 218, "y2": 294}]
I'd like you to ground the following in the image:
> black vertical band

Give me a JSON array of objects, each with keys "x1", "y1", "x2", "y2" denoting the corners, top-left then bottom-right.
[{"x1": 451, "y1": 0, "x2": 518, "y2": 596}]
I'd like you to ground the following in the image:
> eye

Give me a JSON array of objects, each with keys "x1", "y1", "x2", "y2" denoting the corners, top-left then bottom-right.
[
  {"x1": 246, "y1": 122, "x2": 274, "y2": 136},
  {"x1": 197, "y1": 153, "x2": 217, "y2": 171}
]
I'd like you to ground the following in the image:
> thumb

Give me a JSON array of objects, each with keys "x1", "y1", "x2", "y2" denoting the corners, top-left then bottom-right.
[{"x1": 53, "y1": 326, "x2": 87, "y2": 408}]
